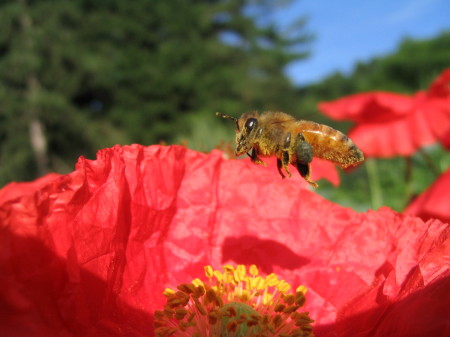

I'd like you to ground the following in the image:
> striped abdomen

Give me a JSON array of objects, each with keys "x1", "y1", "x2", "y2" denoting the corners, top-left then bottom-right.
[{"x1": 295, "y1": 121, "x2": 364, "y2": 168}]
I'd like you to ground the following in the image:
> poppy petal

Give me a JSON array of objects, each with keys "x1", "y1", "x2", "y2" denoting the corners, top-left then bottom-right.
[
  {"x1": 319, "y1": 69, "x2": 450, "y2": 157},
  {"x1": 0, "y1": 145, "x2": 448, "y2": 337},
  {"x1": 405, "y1": 168, "x2": 450, "y2": 224}
]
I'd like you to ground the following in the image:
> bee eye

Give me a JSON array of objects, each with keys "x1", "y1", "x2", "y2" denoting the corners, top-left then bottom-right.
[{"x1": 245, "y1": 118, "x2": 258, "y2": 132}]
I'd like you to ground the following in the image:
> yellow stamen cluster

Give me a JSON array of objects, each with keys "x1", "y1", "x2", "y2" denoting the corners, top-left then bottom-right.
[{"x1": 154, "y1": 264, "x2": 314, "y2": 337}]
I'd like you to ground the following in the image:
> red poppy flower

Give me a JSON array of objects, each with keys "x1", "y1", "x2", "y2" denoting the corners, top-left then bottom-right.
[
  {"x1": 318, "y1": 69, "x2": 450, "y2": 157},
  {"x1": 0, "y1": 145, "x2": 448, "y2": 337},
  {"x1": 405, "y1": 168, "x2": 450, "y2": 224},
  {"x1": 441, "y1": 129, "x2": 450, "y2": 150}
]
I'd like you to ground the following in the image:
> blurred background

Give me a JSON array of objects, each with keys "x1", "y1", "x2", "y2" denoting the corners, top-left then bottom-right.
[{"x1": 0, "y1": 0, "x2": 449, "y2": 212}]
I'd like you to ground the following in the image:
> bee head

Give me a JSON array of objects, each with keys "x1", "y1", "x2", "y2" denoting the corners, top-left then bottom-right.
[
  {"x1": 216, "y1": 111, "x2": 260, "y2": 156},
  {"x1": 235, "y1": 113, "x2": 259, "y2": 156}
]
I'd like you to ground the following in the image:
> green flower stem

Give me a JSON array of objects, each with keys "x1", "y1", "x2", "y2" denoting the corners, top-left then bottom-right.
[
  {"x1": 419, "y1": 148, "x2": 441, "y2": 177},
  {"x1": 366, "y1": 158, "x2": 383, "y2": 209},
  {"x1": 404, "y1": 156, "x2": 413, "y2": 208}
]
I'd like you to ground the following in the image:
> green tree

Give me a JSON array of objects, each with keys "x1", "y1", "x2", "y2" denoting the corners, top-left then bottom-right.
[
  {"x1": 0, "y1": 0, "x2": 312, "y2": 186},
  {"x1": 0, "y1": 0, "x2": 126, "y2": 185}
]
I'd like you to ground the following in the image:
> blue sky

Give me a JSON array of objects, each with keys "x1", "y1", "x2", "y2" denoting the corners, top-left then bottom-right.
[{"x1": 271, "y1": 0, "x2": 450, "y2": 85}]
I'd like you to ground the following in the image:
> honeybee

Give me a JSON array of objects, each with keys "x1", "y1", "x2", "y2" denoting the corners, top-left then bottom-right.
[{"x1": 216, "y1": 111, "x2": 364, "y2": 188}]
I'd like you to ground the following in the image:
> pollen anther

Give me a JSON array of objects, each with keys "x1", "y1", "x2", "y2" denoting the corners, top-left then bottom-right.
[{"x1": 154, "y1": 265, "x2": 314, "y2": 337}]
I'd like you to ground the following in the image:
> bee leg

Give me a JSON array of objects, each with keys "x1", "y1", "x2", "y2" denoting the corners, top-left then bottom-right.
[
  {"x1": 277, "y1": 158, "x2": 286, "y2": 179},
  {"x1": 282, "y1": 151, "x2": 292, "y2": 177},
  {"x1": 295, "y1": 134, "x2": 318, "y2": 188},
  {"x1": 281, "y1": 132, "x2": 292, "y2": 178},
  {"x1": 247, "y1": 148, "x2": 266, "y2": 166},
  {"x1": 296, "y1": 162, "x2": 318, "y2": 188}
]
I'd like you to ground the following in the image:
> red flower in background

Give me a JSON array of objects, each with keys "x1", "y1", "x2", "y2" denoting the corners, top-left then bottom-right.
[
  {"x1": 441, "y1": 129, "x2": 450, "y2": 150},
  {"x1": 319, "y1": 69, "x2": 450, "y2": 157},
  {"x1": 0, "y1": 145, "x2": 449, "y2": 337},
  {"x1": 405, "y1": 168, "x2": 450, "y2": 224}
]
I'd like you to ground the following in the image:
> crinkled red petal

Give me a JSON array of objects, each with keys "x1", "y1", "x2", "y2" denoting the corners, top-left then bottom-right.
[{"x1": 0, "y1": 145, "x2": 448, "y2": 337}]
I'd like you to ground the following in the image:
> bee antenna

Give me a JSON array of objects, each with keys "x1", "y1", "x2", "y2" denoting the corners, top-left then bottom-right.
[
  {"x1": 216, "y1": 112, "x2": 239, "y2": 130},
  {"x1": 216, "y1": 112, "x2": 236, "y2": 121}
]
